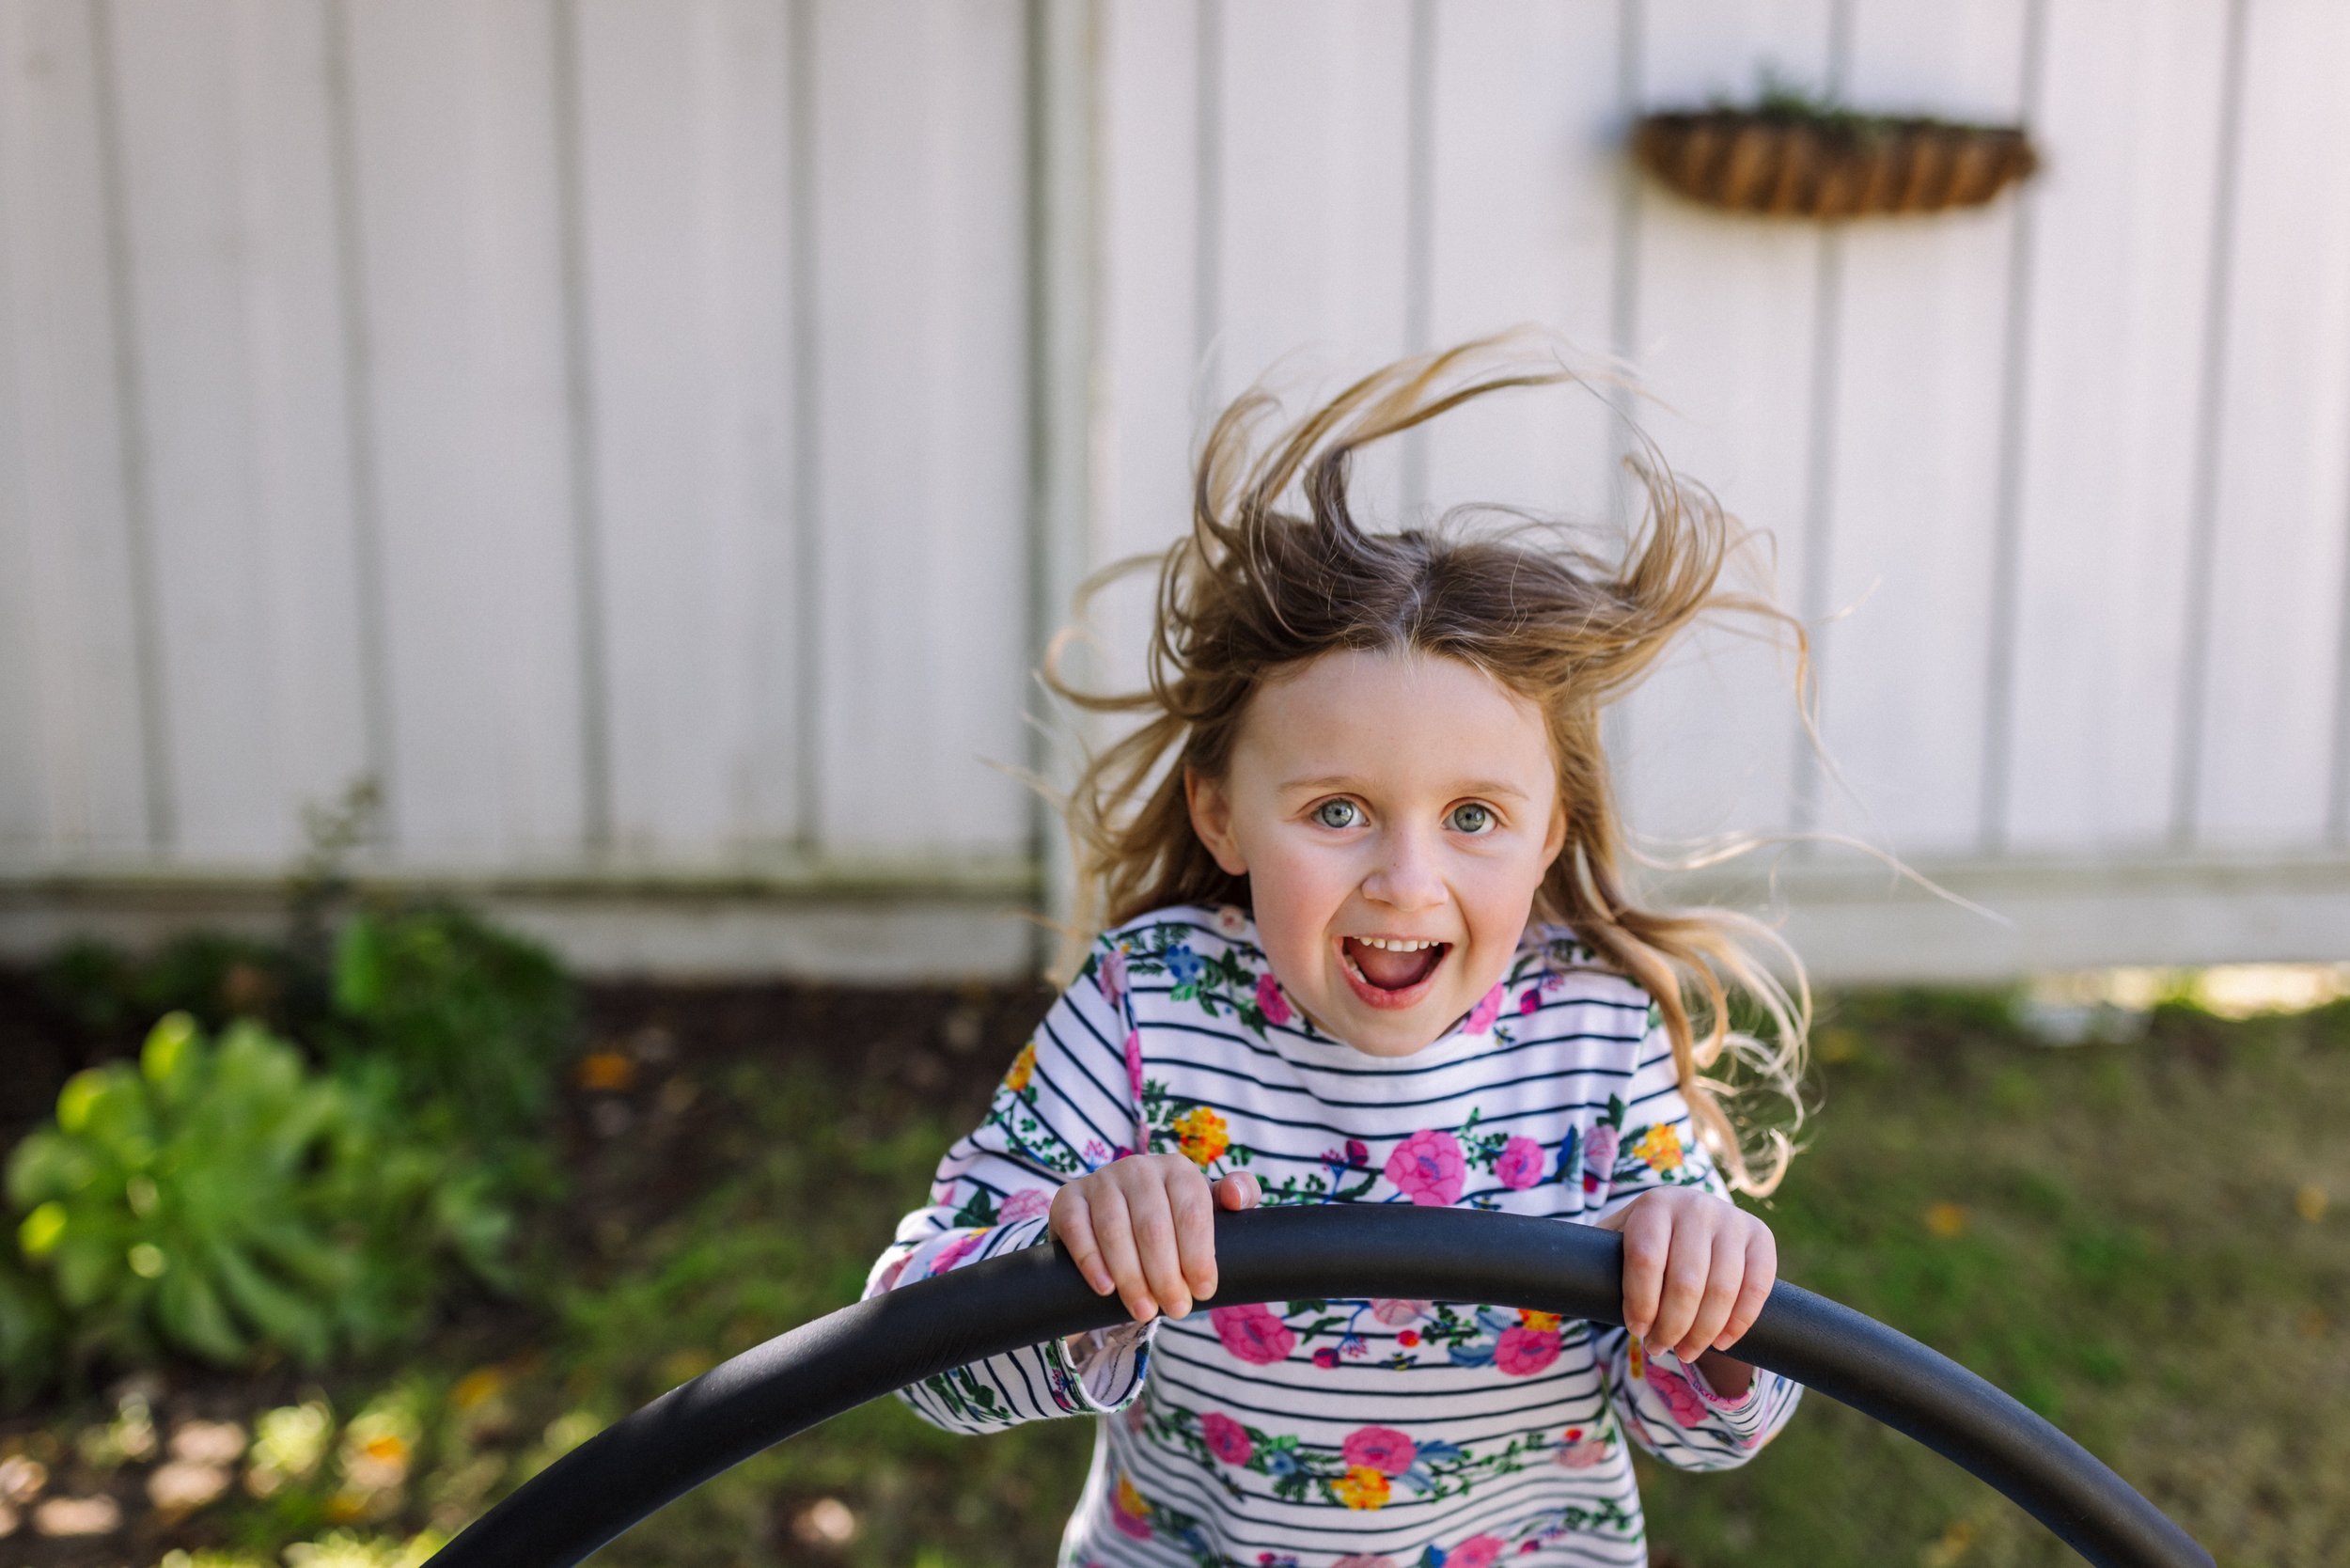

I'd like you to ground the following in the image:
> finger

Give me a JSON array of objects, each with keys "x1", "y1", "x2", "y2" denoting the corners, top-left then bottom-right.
[
  {"x1": 1053, "y1": 1191, "x2": 1115, "y2": 1296},
  {"x1": 1088, "y1": 1182, "x2": 1158, "y2": 1322},
  {"x1": 1126, "y1": 1179, "x2": 1192, "y2": 1320},
  {"x1": 1214, "y1": 1171, "x2": 1261, "y2": 1210},
  {"x1": 1649, "y1": 1209, "x2": 1715, "y2": 1356},
  {"x1": 1678, "y1": 1224, "x2": 1747, "y2": 1360},
  {"x1": 1168, "y1": 1170, "x2": 1218, "y2": 1302},
  {"x1": 1717, "y1": 1226, "x2": 1778, "y2": 1350},
  {"x1": 1616, "y1": 1207, "x2": 1668, "y2": 1341}
]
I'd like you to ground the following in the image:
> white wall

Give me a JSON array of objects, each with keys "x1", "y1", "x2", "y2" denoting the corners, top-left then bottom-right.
[{"x1": 3, "y1": 0, "x2": 2345, "y2": 979}]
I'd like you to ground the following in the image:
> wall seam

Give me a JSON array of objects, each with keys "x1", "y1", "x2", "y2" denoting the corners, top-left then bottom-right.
[
  {"x1": 1024, "y1": 0, "x2": 1102, "y2": 960},
  {"x1": 1191, "y1": 0, "x2": 1223, "y2": 411},
  {"x1": 321, "y1": 0, "x2": 398, "y2": 850},
  {"x1": 2170, "y1": 0, "x2": 2249, "y2": 851},
  {"x1": 1397, "y1": 0, "x2": 1436, "y2": 518},
  {"x1": 788, "y1": 0, "x2": 822, "y2": 848},
  {"x1": 1788, "y1": 0, "x2": 1854, "y2": 843},
  {"x1": 1606, "y1": 0, "x2": 1644, "y2": 518},
  {"x1": 2327, "y1": 306, "x2": 2350, "y2": 843},
  {"x1": 1977, "y1": 0, "x2": 2050, "y2": 854},
  {"x1": 88, "y1": 0, "x2": 174, "y2": 855},
  {"x1": 1599, "y1": 0, "x2": 1645, "y2": 772},
  {"x1": 549, "y1": 0, "x2": 613, "y2": 856}
]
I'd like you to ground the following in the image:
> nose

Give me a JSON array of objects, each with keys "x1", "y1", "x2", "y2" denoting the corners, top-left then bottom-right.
[{"x1": 1361, "y1": 823, "x2": 1448, "y2": 914}]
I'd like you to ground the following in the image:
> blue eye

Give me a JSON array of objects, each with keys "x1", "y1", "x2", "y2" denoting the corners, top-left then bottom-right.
[
  {"x1": 1448, "y1": 803, "x2": 1495, "y2": 835},
  {"x1": 1313, "y1": 799, "x2": 1362, "y2": 829}
]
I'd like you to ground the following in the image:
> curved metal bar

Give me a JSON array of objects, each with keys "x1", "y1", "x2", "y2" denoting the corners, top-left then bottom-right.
[{"x1": 425, "y1": 1206, "x2": 2212, "y2": 1568}]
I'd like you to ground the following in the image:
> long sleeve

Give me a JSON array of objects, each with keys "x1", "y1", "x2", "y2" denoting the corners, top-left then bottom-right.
[
  {"x1": 865, "y1": 938, "x2": 1157, "y2": 1434},
  {"x1": 1585, "y1": 1021, "x2": 1802, "y2": 1470}
]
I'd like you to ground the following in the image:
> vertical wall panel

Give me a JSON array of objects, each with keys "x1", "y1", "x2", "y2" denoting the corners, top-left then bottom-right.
[
  {"x1": 1210, "y1": 0, "x2": 1416, "y2": 521},
  {"x1": 108, "y1": 1, "x2": 372, "y2": 863},
  {"x1": 0, "y1": 1, "x2": 151, "y2": 861},
  {"x1": 1615, "y1": 0, "x2": 1834, "y2": 849},
  {"x1": 573, "y1": 0, "x2": 799, "y2": 862},
  {"x1": 809, "y1": 0, "x2": 1030, "y2": 855},
  {"x1": 1089, "y1": 0, "x2": 1208, "y2": 701},
  {"x1": 2002, "y1": 0, "x2": 2227, "y2": 853},
  {"x1": 1418, "y1": 0, "x2": 1623, "y2": 524},
  {"x1": 1810, "y1": 5, "x2": 2030, "y2": 855},
  {"x1": 344, "y1": 0, "x2": 588, "y2": 863},
  {"x1": 2192, "y1": 0, "x2": 2350, "y2": 848}
]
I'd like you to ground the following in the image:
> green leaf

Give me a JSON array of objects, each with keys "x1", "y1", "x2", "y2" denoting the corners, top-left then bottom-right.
[
  {"x1": 207, "y1": 1238, "x2": 332, "y2": 1366},
  {"x1": 142, "y1": 1011, "x2": 202, "y2": 1091},
  {"x1": 55, "y1": 1067, "x2": 111, "y2": 1135},
  {"x1": 54, "y1": 1231, "x2": 129, "y2": 1310},
  {"x1": 333, "y1": 915, "x2": 385, "y2": 1017},
  {"x1": 7, "y1": 1131, "x2": 99, "y2": 1208},
  {"x1": 17, "y1": 1201, "x2": 67, "y2": 1260},
  {"x1": 156, "y1": 1262, "x2": 249, "y2": 1365}
]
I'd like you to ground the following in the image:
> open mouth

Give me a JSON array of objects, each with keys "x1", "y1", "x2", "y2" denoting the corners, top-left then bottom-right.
[{"x1": 1340, "y1": 936, "x2": 1450, "y2": 1009}]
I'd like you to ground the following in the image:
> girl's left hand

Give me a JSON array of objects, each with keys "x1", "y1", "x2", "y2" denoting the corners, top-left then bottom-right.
[{"x1": 1592, "y1": 1187, "x2": 1776, "y2": 1372}]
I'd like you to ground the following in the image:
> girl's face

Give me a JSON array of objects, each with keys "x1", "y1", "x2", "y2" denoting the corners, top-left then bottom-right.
[{"x1": 1185, "y1": 649, "x2": 1568, "y2": 1058}]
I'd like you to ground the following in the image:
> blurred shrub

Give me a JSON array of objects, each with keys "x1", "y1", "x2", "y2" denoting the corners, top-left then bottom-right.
[
  {"x1": 37, "y1": 932, "x2": 315, "y2": 1046},
  {"x1": 329, "y1": 909, "x2": 573, "y2": 1159},
  {"x1": 6, "y1": 1008, "x2": 519, "y2": 1381},
  {"x1": 0, "y1": 1243, "x2": 61, "y2": 1400},
  {"x1": 24, "y1": 908, "x2": 574, "y2": 1170}
]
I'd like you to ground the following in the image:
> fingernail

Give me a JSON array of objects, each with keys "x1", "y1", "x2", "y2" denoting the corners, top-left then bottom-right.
[
  {"x1": 1198, "y1": 1275, "x2": 1218, "y2": 1299},
  {"x1": 1167, "y1": 1297, "x2": 1191, "y2": 1319},
  {"x1": 1136, "y1": 1297, "x2": 1158, "y2": 1321},
  {"x1": 1088, "y1": 1271, "x2": 1114, "y2": 1295}
]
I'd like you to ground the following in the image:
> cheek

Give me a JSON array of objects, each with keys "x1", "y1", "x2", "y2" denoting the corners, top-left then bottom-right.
[
  {"x1": 1237, "y1": 836, "x2": 1355, "y2": 960},
  {"x1": 1455, "y1": 843, "x2": 1552, "y2": 933}
]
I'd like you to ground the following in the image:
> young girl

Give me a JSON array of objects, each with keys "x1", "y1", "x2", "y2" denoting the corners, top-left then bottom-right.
[{"x1": 867, "y1": 342, "x2": 1809, "y2": 1568}]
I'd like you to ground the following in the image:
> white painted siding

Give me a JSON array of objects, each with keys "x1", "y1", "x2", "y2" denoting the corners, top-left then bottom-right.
[{"x1": 3, "y1": 0, "x2": 2347, "y2": 979}]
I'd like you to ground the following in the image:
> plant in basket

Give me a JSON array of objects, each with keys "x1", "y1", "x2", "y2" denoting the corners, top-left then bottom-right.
[{"x1": 1632, "y1": 77, "x2": 2039, "y2": 219}]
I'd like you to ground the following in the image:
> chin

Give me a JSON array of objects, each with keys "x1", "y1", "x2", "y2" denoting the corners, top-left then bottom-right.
[{"x1": 1327, "y1": 986, "x2": 1467, "y2": 1057}]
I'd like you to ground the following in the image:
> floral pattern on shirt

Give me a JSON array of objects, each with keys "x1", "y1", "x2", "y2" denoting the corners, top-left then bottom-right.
[
  {"x1": 1153, "y1": 1401, "x2": 1612, "y2": 1513},
  {"x1": 872, "y1": 905, "x2": 1800, "y2": 1568}
]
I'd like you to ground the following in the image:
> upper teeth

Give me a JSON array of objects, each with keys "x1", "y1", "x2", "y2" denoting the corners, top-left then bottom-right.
[{"x1": 1356, "y1": 937, "x2": 1440, "y2": 951}]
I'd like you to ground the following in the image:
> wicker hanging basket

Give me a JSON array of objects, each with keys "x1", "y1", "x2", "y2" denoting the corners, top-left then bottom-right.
[{"x1": 1632, "y1": 109, "x2": 2038, "y2": 219}]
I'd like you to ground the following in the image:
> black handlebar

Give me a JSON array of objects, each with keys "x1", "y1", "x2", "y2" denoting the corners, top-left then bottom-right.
[{"x1": 424, "y1": 1205, "x2": 2212, "y2": 1568}]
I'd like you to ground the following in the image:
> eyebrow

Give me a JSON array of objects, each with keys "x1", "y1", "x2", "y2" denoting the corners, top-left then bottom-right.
[{"x1": 1278, "y1": 775, "x2": 1534, "y2": 802}]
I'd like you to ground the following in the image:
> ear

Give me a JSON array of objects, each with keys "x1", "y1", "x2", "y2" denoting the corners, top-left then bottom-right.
[
  {"x1": 1184, "y1": 768, "x2": 1250, "y2": 877},
  {"x1": 1541, "y1": 794, "x2": 1569, "y2": 869}
]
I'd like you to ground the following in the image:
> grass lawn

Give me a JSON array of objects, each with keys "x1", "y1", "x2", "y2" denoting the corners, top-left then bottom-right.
[{"x1": 3, "y1": 979, "x2": 2344, "y2": 1567}]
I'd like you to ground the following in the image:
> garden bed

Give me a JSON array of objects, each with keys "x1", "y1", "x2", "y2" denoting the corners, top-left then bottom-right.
[{"x1": 2, "y1": 948, "x2": 2345, "y2": 1567}]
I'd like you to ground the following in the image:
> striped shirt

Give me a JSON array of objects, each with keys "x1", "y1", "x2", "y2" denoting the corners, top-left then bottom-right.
[{"x1": 867, "y1": 904, "x2": 1799, "y2": 1568}]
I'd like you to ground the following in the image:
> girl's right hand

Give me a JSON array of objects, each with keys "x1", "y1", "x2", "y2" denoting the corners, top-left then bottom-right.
[{"x1": 1050, "y1": 1154, "x2": 1261, "y2": 1323}]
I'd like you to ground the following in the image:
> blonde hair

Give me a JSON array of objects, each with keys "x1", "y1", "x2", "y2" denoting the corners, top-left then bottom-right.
[{"x1": 1044, "y1": 337, "x2": 1810, "y2": 1195}]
